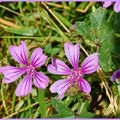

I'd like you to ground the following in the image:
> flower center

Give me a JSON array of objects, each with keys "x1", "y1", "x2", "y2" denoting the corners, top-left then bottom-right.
[
  {"x1": 71, "y1": 69, "x2": 82, "y2": 79},
  {"x1": 66, "y1": 69, "x2": 82, "y2": 82},
  {"x1": 26, "y1": 65, "x2": 35, "y2": 76},
  {"x1": 67, "y1": 69, "x2": 82, "y2": 96},
  {"x1": 68, "y1": 81, "x2": 79, "y2": 95}
]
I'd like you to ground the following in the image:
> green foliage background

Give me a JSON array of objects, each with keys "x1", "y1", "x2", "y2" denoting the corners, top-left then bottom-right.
[{"x1": 0, "y1": 2, "x2": 120, "y2": 118}]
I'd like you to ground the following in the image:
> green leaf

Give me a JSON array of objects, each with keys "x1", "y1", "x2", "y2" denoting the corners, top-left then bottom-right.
[
  {"x1": 50, "y1": 98, "x2": 75, "y2": 118},
  {"x1": 71, "y1": 103, "x2": 79, "y2": 112},
  {"x1": 76, "y1": 22, "x2": 91, "y2": 41},
  {"x1": 90, "y1": 7, "x2": 106, "y2": 28},
  {"x1": 15, "y1": 100, "x2": 24, "y2": 112},
  {"x1": 112, "y1": 45, "x2": 120, "y2": 68},
  {"x1": 76, "y1": 7, "x2": 116, "y2": 71},
  {"x1": 78, "y1": 101, "x2": 95, "y2": 118},
  {"x1": 51, "y1": 48, "x2": 61, "y2": 56},
  {"x1": 31, "y1": 88, "x2": 37, "y2": 97}
]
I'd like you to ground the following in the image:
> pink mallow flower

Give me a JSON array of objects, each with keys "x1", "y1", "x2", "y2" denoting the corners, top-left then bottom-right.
[
  {"x1": 110, "y1": 69, "x2": 120, "y2": 81},
  {"x1": 0, "y1": 41, "x2": 49, "y2": 97},
  {"x1": 103, "y1": 1, "x2": 120, "y2": 13},
  {"x1": 47, "y1": 42, "x2": 99, "y2": 99}
]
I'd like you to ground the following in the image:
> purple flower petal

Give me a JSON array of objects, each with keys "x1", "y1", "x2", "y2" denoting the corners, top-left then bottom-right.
[
  {"x1": 110, "y1": 69, "x2": 120, "y2": 81},
  {"x1": 33, "y1": 71, "x2": 49, "y2": 89},
  {"x1": 81, "y1": 53, "x2": 99, "y2": 74},
  {"x1": 47, "y1": 59, "x2": 71, "y2": 75},
  {"x1": 15, "y1": 75, "x2": 32, "y2": 97},
  {"x1": 103, "y1": 1, "x2": 112, "y2": 8},
  {"x1": 64, "y1": 42, "x2": 80, "y2": 70},
  {"x1": 9, "y1": 41, "x2": 28, "y2": 65},
  {"x1": 114, "y1": 2, "x2": 120, "y2": 13},
  {"x1": 50, "y1": 78, "x2": 71, "y2": 99},
  {"x1": 0, "y1": 66, "x2": 26, "y2": 83},
  {"x1": 30, "y1": 48, "x2": 47, "y2": 68},
  {"x1": 78, "y1": 77, "x2": 91, "y2": 94}
]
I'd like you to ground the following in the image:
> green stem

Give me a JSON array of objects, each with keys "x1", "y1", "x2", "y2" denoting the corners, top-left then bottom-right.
[
  {"x1": 27, "y1": 95, "x2": 32, "y2": 118},
  {"x1": 38, "y1": 89, "x2": 47, "y2": 118},
  {"x1": 1, "y1": 83, "x2": 9, "y2": 115},
  {"x1": 11, "y1": 92, "x2": 16, "y2": 113}
]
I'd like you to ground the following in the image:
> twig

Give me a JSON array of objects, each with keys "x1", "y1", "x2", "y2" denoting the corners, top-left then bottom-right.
[
  {"x1": 81, "y1": 2, "x2": 95, "y2": 13},
  {"x1": 80, "y1": 45, "x2": 89, "y2": 56},
  {"x1": 46, "y1": 2, "x2": 95, "y2": 13},
  {"x1": 0, "y1": 18, "x2": 21, "y2": 28},
  {"x1": 41, "y1": 2, "x2": 70, "y2": 33}
]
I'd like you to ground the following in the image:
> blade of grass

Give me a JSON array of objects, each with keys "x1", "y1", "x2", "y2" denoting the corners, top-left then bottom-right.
[
  {"x1": 38, "y1": 89, "x2": 47, "y2": 118},
  {"x1": 40, "y1": 9, "x2": 69, "y2": 41},
  {"x1": 41, "y1": 2, "x2": 70, "y2": 33},
  {"x1": 52, "y1": 10, "x2": 72, "y2": 29},
  {"x1": 1, "y1": 36, "x2": 64, "y2": 42},
  {"x1": 0, "y1": 4, "x2": 26, "y2": 18},
  {"x1": 11, "y1": 92, "x2": 16, "y2": 113}
]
